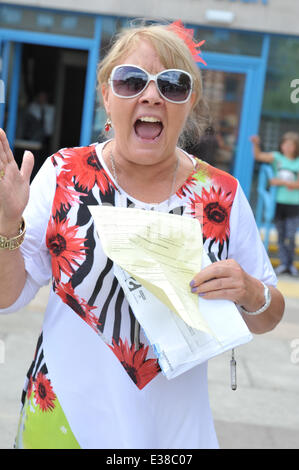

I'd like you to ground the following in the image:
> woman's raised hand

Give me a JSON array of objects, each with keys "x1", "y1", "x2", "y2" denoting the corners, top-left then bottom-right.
[
  {"x1": 250, "y1": 135, "x2": 261, "y2": 146},
  {"x1": 0, "y1": 129, "x2": 34, "y2": 235}
]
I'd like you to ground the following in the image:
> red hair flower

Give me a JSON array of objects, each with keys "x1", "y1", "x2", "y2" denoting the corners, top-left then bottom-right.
[{"x1": 167, "y1": 20, "x2": 207, "y2": 66}]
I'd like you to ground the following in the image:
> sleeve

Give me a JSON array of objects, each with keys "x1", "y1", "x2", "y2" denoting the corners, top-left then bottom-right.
[
  {"x1": 228, "y1": 181, "x2": 277, "y2": 287},
  {"x1": 272, "y1": 151, "x2": 280, "y2": 162},
  {"x1": 0, "y1": 157, "x2": 56, "y2": 315}
]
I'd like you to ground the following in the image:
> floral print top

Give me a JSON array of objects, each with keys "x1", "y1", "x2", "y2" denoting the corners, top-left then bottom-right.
[
  {"x1": 44, "y1": 143, "x2": 239, "y2": 390},
  {"x1": 2, "y1": 141, "x2": 276, "y2": 449}
]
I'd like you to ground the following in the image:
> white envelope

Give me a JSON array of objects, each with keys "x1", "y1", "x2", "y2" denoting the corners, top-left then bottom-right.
[{"x1": 114, "y1": 251, "x2": 252, "y2": 380}]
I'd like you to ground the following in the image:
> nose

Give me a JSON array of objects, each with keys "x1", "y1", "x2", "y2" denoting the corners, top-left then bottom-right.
[{"x1": 138, "y1": 80, "x2": 163, "y2": 105}]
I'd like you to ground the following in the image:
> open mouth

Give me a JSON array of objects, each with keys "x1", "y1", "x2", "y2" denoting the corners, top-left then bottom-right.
[{"x1": 134, "y1": 116, "x2": 163, "y2": 141}]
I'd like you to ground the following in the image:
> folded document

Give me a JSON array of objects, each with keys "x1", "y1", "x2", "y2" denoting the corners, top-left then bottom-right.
[
  {"x1": 89, "y1": 205, "x2": 253, "y2": 379},
  {"x1": 114, "y1": 252, "x2": 252, "y2": 380}
]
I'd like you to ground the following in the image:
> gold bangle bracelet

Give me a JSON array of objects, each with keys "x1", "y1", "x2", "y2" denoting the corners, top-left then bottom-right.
[{"x1": 0, "y1": 218, "x2": 26, "y2": 251}]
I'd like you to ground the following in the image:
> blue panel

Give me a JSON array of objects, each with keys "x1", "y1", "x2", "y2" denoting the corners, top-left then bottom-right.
[
  {"x1": 232, "y1": 68, "x2": 255, "y2": 193},
  {"x1": 0, "y1": 41, "x2": 10, "y2": 129},
  {"x1": 6, "y1": 42, "x2": 22, "y2": 149},
  {"x1": 0, "y1": 40, "x2": 4, "y2": 109},
  {"x1": 202, "y1": 51, "x2": 261, "y2": 72},
  {"x1": 235, "y1": 35, "x2": 270, "y2": 196},
  {"x1": 80, "y1": 16, "x2": 102, "y2": 146},
  {"x1": 0, "y1": 28, "x2": 93, "y2": 50}
]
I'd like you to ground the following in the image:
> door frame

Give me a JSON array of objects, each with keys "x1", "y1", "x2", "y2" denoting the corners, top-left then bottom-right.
[
  {"x1": 0, "y1": 16, "x2": 102, "y2": 150},
  {"x1": 202, "y1": 35, "x2": 270, "y2": 197}
]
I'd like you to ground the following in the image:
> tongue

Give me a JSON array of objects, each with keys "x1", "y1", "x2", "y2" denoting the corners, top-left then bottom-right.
[{"x1": 135, "y1": 121, "x2": 162, "y2": 140}]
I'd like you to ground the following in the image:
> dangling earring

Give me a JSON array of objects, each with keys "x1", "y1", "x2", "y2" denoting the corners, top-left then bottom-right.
[{"x1": 105, "y1": 117, "x2": 112, "y2": 132}]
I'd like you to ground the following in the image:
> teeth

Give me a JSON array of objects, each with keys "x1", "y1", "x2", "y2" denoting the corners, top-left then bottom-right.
[{"x1": 139, "y1": 116, "x2": 161, "y2": 123}]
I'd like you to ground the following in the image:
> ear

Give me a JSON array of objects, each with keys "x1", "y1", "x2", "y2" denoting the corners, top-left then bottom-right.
[{"x1": 101, "y1": 83, "x2": 110, "y2": 115}]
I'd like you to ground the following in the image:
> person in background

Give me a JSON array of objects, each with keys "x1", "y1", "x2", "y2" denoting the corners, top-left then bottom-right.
[
  {"x1": 24, "y1": 90, "x2": 55, "y2": 157},
  {"x1": 183, "y1": 125, "x2": 217, "y2": 166},
  {"x1": 251, "y1": 132, "x2": 299, "y2": 276}
]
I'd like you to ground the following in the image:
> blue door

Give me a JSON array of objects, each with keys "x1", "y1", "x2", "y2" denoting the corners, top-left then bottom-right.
[{"x1": 0, "y1": 17, "x2": 102, "y2": 170}]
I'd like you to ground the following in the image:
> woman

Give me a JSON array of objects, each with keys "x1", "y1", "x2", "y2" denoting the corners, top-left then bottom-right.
[
  {"x1": 0, "y1": 22, "x2": 284, "y2": 449},
  {"x1": 251, "y1": 132, "x2": 299, "y2": 276}
]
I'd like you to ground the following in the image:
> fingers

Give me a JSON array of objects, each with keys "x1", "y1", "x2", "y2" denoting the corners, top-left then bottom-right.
[
  {"x1": 20, "y1": 150, "x2": 34, "y2": 182},
  {"x1": 0, "y1": 128, "x2": 34, "y2": 184},
  {"x1": 250, "y1": 135, "x2": 260, "y2": 145},
  {"x1": 190, "y1": 260, "x2": 234, "y2": 286},
  {"x1": 189, "y1": 259, "x2": 245, "y2": 302},
  {"x1": 0, "y1": 133, "x2": 7, "y2": 172},
  {"x1": 0, "y1": 128, "x2": 14, "y2": 164},
  {"x1": 191, "y1": 277, "x2": 238, "y2": 300}
]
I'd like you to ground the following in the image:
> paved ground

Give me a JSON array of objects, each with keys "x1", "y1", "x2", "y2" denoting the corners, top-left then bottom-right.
[
  {"x1": 0, "y1": 275, "x2": 298, "y2": 449},
  {"x1": 210, "y1": 274, "x2": 299, "y2": 449}
]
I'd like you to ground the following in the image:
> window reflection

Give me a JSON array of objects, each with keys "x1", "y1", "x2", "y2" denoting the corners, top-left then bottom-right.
[
  {"x1": 194, "y1": 26, "x2": 262, "y2": 57},
  {"x1": 0, "y1": 5, "x2": 94, "y2": 37}
]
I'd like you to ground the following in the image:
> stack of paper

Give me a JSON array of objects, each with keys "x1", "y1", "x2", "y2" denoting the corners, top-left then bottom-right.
[{"x1": 88, "y1": 206, "x2": 252, "y2": 379}]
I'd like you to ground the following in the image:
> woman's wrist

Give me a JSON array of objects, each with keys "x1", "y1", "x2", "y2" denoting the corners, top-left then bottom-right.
[
  {"x1": 240, "y1": 278, "x2": 267, "y2": 314},
  {"x1": 0, "y1": 217, "x2": 25, "y2": 243}
]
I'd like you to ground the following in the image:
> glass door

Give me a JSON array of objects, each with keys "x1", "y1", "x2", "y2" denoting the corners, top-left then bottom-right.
[
  {"x1": 200, "y1": 49, "x2": 269, "y2": 198},
  {"x1": 0, "y1": 13, "x2": 102, "y2": 179},
  {"x1": 201, "y1": 69, "x2": 246, "y2": 175}
]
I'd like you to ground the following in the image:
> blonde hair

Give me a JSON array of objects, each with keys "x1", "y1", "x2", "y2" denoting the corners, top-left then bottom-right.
[
  {"x1": 97, "y1": 23, "x2": 211, "y2": 147},
  {"x1": 279, "y1": 132, "x2": 299, "y2": 157}
]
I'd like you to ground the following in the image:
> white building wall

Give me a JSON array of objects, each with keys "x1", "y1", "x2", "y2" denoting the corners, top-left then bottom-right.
[{"x1": 3, "y1": 0, "x2": 299, "y2": 36}]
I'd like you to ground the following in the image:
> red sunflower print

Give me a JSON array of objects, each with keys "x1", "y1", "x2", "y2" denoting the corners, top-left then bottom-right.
[
  {"x1": 27, "y1": 376, "x2": 33, "y2": 400},
  {"x1": 62, "y1": 146, "x2": 114, "y2": 193},
  {"x1": 52, "y1": 171, "x2": 86, "y2": 216},
  {"x1": 46, "y1": 218, "x2": 88, "y2": 283},
  {"x1": 109, "y1": 338, "x2": 160, "y2": 390},
  {"x1": 176, "y1": 172, "x2": 197, "y2": 199},
  {"x1": 190, "y1": 186, "x2": 234, "y2": 244},
  {"x1": 207, "y1": 165, "x2": 238, "y2": 195},
  {"x1": 34, "y1": 372, "x2": 56, "y2": 412},
  {"x1": 56, "y1": 281, "x2": 98, "y2": 332}
]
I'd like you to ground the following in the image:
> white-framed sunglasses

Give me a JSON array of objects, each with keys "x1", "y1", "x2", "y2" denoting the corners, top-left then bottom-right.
[{"x1": 108, "y1": 64, "x2": 193, "y2": 104}]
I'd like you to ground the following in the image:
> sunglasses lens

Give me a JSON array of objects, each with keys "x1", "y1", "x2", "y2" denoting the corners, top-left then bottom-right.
[
  {"x1": 158, "y1": 71, "x2": 191, "y2": 102},
  {"x1": 112, "y1": 66, "x2": 148, "y2": 97}
]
